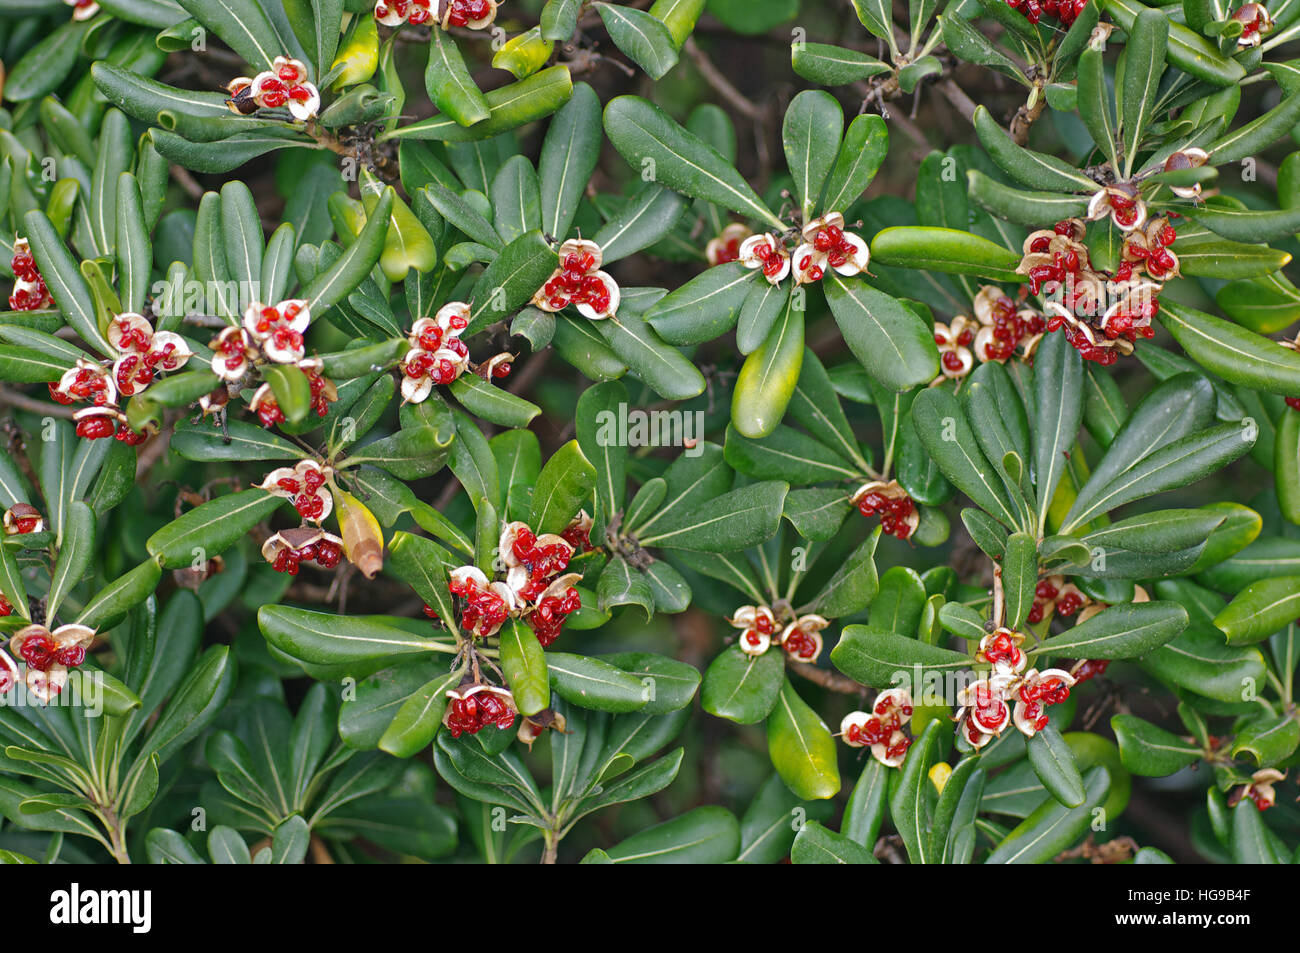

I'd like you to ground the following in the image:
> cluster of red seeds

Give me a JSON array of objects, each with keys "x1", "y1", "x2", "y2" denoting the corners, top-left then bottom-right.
[
  {"x1": 271, "y1": 538, "x2": 342, "y2": 575},
  {"x1": 845, "y1": 695, "x2": 914, "y2": 760},
  {"x1": 561, "y1": 521, "x2": 592, "y2": 552},
  {"x1": 0, "y1": 594, "x2": 11, "y2": 616},
  {"x1": 1017, "y1": 673, "x2": 1072, "y2": 732},
  {"x1": 855, "y1": 491, "x2": 916, "y2": 540},
  {"x1": 1006, "y1": 0, "x2": 1088, "y2": 25},
  {"x1": 49, "y1": 367, "x2": 111, "y2": 407},
  {"x1": 740, "y1": 612, "x2": 774, "y2": 651},
  {"x1": 9, "y1": 247, "x2": 49, "y2": 311},
  {"x1": 254, "y1": 66, "x2": 315, "y2": 110},
  {"x1": 255, "y1": 369, "x2": 335, "y2": 427},
  {"x1": 539, "y1": 250, "x2": 611, "y2": 314},
  {"x1": 712, "y1": 235, "x2": 742, "y2": 264},
  {"x1": 445, "y1": 0, "x2": 493, "y2": 25},
  {"x1": 808, "y1": 223, "x2": 857, "y2": 274},
  {"x1": 982, "y1": 630, "x2": 1021, "y2": 666},
  {"x1": 445, "y1": 690, "x2": 516, "y2": 737},
  {"x1": 415, "y1": 313, "x2": 467, "y2": 352},
  {"x1": 1026, "y1": 578, "x2": 1084, "y2": 624},
  {"x1": 1034, "y1": 223, "x2": 1159, "y2": 366},
  {"x1": 1070, "y1": 658, "x2": 1109, "y2": 683},
  {"x1": 7, "y1": 510, "x2": 42, "y2": 535},
  {"x1": 1119, "y1": 222, "x2": 1178, "y2": 282},
  {"x1": 984, "y1": 293, "x2": 1045, "y2": 362},
  {"x1": 114, "y1": 345, "x2": 182, "y2": 397},
  {"x1": 74, "y1": 414, "x2": 145, "y2": 444},
  {"x1": 782, "y1": 625, "x2": 821, "y2": 661},
  {"x1": 17, "y1": 632, "x2": 85, "y2": 673},
  {"x1": 509, "y1": 526, "x2": 574, "y2": 601},
  {"x1": 404, "y1": 348, "x2": 466, "y2": 387},
  {"x1": 750, "y1": 240, "x2": 787, "y2": 280},
  {"x1": 213, "y1": 331, "x2": 250, "y2": 377},
  {"x1": 374, "y1": 0, "x2": 432, "y2": 22},
  {"x1": 939, "y1": 324, "x2": 975, "y2": 373},
  {"x1": 276, "y1": 468, "x2": 328, "y2": 520},
  {"x1": 528, "y1": 588, "x2": 581, "y2": 647},
  {"x1": 449, "y1": 573, "x2": 511, "y2": 636}
]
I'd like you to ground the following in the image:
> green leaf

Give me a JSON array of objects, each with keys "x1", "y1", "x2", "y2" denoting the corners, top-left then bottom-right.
[
  {"x1": 1111, "y1": 714, "x2": 1202, "y2": 776},
  {"x1": 384, "y1": 69, "x2": 574, "y2": 143},
  {"x1": 596, "y1": 311, "x2": 707, "y2": 401},
  {"x1": 644, "y1": 262, "x2": 753, "y2": 346},
  {"x1": 1002, "y1": 532, "x2": 1037, "y2": 630},
  {"x1": 941, "y1": 13, "x2": 1027, "y2": 84},
  {"x1": 379, "y1": 668, "x2": 463, "y2": 759},
  {"x1": 792, "y1": 42, "x2": 890, "y2": 86},
  {"x1": 603, "y1": 95, "x2": 782, "y2": 230},
  {"x1": 1062, "y1": 421, "x2": 1254, "y2": 532},
  {"x1": 912, "y1": 387, "x2": 1019, "y2": 528},
  {"x1": 871, "y1": 226, "x2": 1022, "y2": 282},
  {"x1": 1120, "y1": 6, "x2": 1168, "y2": 175},
  {"x1": 259, "y1": 605, "x2": 449, "y2": 668},
  {"x1": 967, "y1": 170, "x2": 1090, "y2": 228},
  {"x1": 831, "y1": 626, "x2": 972, "y2": 688},
  {"x1": 1032, "y1": 327, "x2": 1084, "y2": 528},
  {"x1": 843, "y1": 757, "x2": 890, "y2": 847},
  {"x1": 593, "y1": 185, "x2": 685, "y2": 263},
  {"x1": 1230, "y1": 799, "x2": 1283, "y2": 864},
  {"x1": 701, "y1": 645, "x2": 785, "y2": 724},
  {"x1": 1214, "y1": 576, "x2": 1300, "y2": 645},
  {"x1": 425, "y1": 27, "x2": 490, "y2": 127},
  {"x1": 447, "y1": 375, "x2": 540, "y2": 430},
  {"x1": 596, "y1": 3, "x2": 679, "y2": 79},
  {"x1": 637, "y1": 481, "x2": 788, "y2": 552},
  {"x1": 985, "y1": 766, "x2": 1111, "y2": 863},
  {"x1": 530, "y1": 439, "x2": 596, "y2": 535},
  {"x1": 540, "y1": 0, "x2": 582, "y2": 40},
  {"x1": 1101, "y1": 0, "x2": 1244, "y2": 87},
  {"x1": 1186, "y1": 205, "x2": 1300, "y2": 245},
  {"x1": 498, "y1": 620, "x2": 550, "y2": 717},
  {"x1": 767, "y1": 679, "x2": 840, "y2": 800},
  {"x1": 547, "y1": 653, "x2": 650, "y2": 713},
  {"x1": 467, "y1": 230, "x2": 559, "y2": 333},
  {"x1": 1231, "y1": 715, "x2": 1300, "y2": 768},
  {"x1": 783, "y1": 90, "x2": 843, "y2": 221},
  {"x1": 45, "y1": 502, "x2": 94, "y2": 620},
  {"x1": 540, "y1": 82, "x2": 602, "y2": 240},
  {"x1": 819, "y1": 114, "x2": 888, "y2": 215},
  {"x1": 731, "y1": 293, "x2": 804, "y2": 438},
  {"x1": 1032, "y1": 601, "x2": 1188, "y2": 660},
  {"x1": 824, "y1": 274, "x2": 939, "y2": 392},
  {"x1": 304, "y1": 189, "x2": 394, "y2": 312},
  {"x1": 597, "y1": 556, "x2": 655, "y2": 619},
  {"x1": 136, "y1": 645, "x2": 236, "y2": 766},
  {"x1": 890, "y1": 719, "x2": 943, "y2": 863},
  {"x1": 23, "y1": 210, "x2": 111, "y2": 355},
  {"x1": 74, "y1": 559, "x2": 162, "y2": 631},
  {"x1": 600, "y1": 806, "x2": 740, "y2": 863},
  {"x1": 1027, "y1": 725, "x2": 1086, "y2": 807},
  {"x1": 973, "y1": 105, "x2": 1096, "y2": 192},
  {"x1": 602, "y1": 652, "x2": 700, "y2": 714},
  {"x1": 790, "y1": 821, "x2": 879, "y2": 864}
]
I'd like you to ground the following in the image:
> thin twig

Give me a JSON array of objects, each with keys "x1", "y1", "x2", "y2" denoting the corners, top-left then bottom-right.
[
  {"x1": 0, "y1": 387, "x2": 76, "y2": 419},
  {"x1": 683, "y1": 38, "x2": 764, "y2": 122}
]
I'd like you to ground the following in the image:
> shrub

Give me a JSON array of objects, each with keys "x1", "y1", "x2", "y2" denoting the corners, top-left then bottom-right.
[{"x1": 0, "y1": 0, "x2": 1296, "y2": 866}]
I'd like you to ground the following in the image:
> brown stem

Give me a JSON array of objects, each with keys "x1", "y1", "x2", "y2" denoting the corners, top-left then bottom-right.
[
  {"x1": 683, "y1": 37, "x2": 765, "y2": 122},
  {"x1": 1010, "y1": 90, "x2": 1047, "y2": 147},
  {"x1": 786, "y1": 659, "x2": 869, "y2": 696},
  {"x1": 309, "y1": 834, "x2": 335, "y2": 864},
  {"x1": 0, "y1": 386, "x2": 77, "y2": 419}
]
